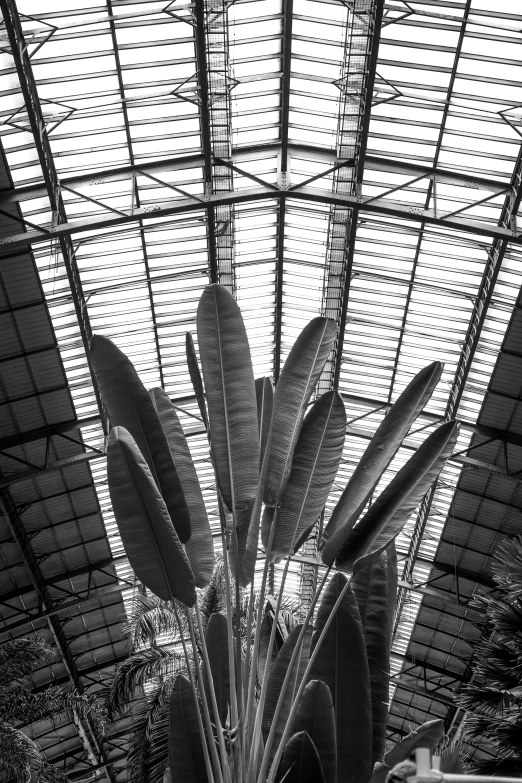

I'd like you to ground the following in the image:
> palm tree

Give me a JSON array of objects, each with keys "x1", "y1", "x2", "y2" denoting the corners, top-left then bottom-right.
[
  {"x1": 457, "y1": 536, "x2": 522, "y2": 776},
  {"x1": 0, "y1": 637, "x2": 107, "y2": 783}
]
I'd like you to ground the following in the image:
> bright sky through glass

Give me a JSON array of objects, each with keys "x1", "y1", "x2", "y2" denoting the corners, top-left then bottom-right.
[{"x1": 1, "y1": 0, "x2": 522, "y2": 741}]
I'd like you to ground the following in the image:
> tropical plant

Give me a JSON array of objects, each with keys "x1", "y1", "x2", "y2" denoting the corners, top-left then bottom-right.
[
  {"x1": 0, "y1": 636, "x2": 107, "y2": 783},
  {"x1": 456, "y1": 536, "x2": 522, "y2": 776},
  {"x1": 91, "y1": 283, "x2": 459, "y2": 783},
  {"x1": 107, "y1": 564, "x2": 300, "y2": 783}
]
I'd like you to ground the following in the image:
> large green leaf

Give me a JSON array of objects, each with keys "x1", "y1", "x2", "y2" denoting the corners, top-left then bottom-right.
[
  {"x1": 256, "y1": 377, "x2": 274, "y2": 468},
  {"x1": 386, "y1": 541, "x2": 398, "y2": 646},
  {"x1": 308, "y1": 573, "x2": 372, "y2": 783},
  {"x1": 262, "y1": 624, "x2": 313, "y2": 766},
  {"x1": 196, "y1": 284, "x2": 259, "y2": 516},
  {"x1": 91, "y1": 334, "x2": 191, "y2": 543},
  {"x1": 257, "y1": 613, "x2": 284, "y2": 685},
  {"x1": 321, "y1": 362, "x2": 443, "y2": 566},
  {"x1": 169, "y1": 675, "x2": 208, "y2": 783},
  {"x1": 288, "y1": 680, "x2": 336, "y2": 783},
  {"x1": 352, "y1": 553, "x2": 389, "y2": 765},
  {"x1": 336, "y1": 420, "x2": 459, "y2": 573},
  {"x1": 107, "y1": 427, "x2": 196, "y2": 606},
  {"x1": 275, "y1": 731, "x2": 326, "y2": 783},
  {"x1": 384, "y1": 719, "x2": 444, "y2": 767},
  {"x1": 186, "y1": 332, "x2": 208, "y2": 431},
  {"x1": 203, "y1": 613, "x2": 230, "y2": 726},
  {"x1": 264, "y1": 318, "x2": 337, "y2": 507},
  {"x1": 149, "y1": 387, "x2": 214, "y2": 588},
  {"x1": 262, "y1": 391, "x2": 346, "y2": 562}
]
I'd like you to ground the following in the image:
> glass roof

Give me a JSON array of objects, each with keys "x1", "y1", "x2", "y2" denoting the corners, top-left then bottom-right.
[{"x1": 2, "y1": 0, "x2": 522, "y2": 767}]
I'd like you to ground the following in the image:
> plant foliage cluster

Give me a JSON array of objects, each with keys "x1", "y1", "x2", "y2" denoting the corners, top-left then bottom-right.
[
  {"x1": 457, "y1": 536, "x2": 522, "y2": 776},
  {"x1": 87, "y1": 283, "x2": 458, "y2": 783},
  {"x1": 0, "y1": 637, "x2": 106, "y2": 783}
]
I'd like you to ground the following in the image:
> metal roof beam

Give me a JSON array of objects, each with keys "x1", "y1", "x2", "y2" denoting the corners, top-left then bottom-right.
[
  {"x1": 1, "y1": 149, "x2": 510, "y2": 209},
  {"x1": 0, "y1": 0, "x2": 107, "y2": 429},
  {"x1": 322, "y1": 0, "x2": 385, "y2": 393},
  {"x1": 0, "y1": 554, "x2": 127, "y2": 605},
  {"x1": 273, "y1": 0, "x2": 293, "y2": 380},
  {"x1": 0, "y1": 415, "x2": 102, "y2": 451},
  {"x1": 4, "y1": 185, "x2": 522, "y2": 252}
]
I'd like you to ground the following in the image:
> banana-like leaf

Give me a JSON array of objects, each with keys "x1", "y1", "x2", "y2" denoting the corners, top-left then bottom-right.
[
  {"x1": 288, "y1": 680, "x2": 336, "y2": 783},
  {"x1": 275, "y1": 731, "x2": 326, "y2": 783},
  {"x1": 169, "y1": 675, "x2": 208, "y2": 783},
  {"x1": 240, "y1": 318, "x2": 336, "y2": 585},
  {"x1": 149, "y1": 387, "x2": 214, "y2": 588},
  {"x1": 203, "y1": 613, "x2": 230, "y2": 726},
  {"x1": 197, "y1": 284, "x2": 259, "y2": 516},
  {"x1": 107, "y1": 427, "x2": 196, "y2": 606},
  {"x1": 256, "y1": 377, "x2": 274, "y2": 468},
  {"x1": 308, "y1": 573, "x2": 372, "y2": 783},
  {"x1": 336, "y1": 420, "x2": 459, "y2": 573},
  {"x1": 384, "y1": 719, "x2": 444, "y2": 767},
  {"x1": 186, "y1": 332, "x2": 208, "y2": 431},
  {"x1": 257, "y1": 613, "x2": 284, "y2": 685},
  {"x1": 352, "y1": 553, "x2": 389, "y2": 766},
  {"x1": 264, "y1": 318, "x2": 337, "y2": 507},
  {"x1": 321, "y1": 362, "x2": 443, "y2": 566},
  {"x1": 262, "y1": 624, "x2": 313, "y2": 766},
  {"x1": 91, "y1": 334, "x2": 191, "y2": 543},
  {"x1": 386, "y1": 541, "x2": 398, "y2": 646},
  {"x1": 262, "y1": 391, "x2": 346, "y2": 562}
]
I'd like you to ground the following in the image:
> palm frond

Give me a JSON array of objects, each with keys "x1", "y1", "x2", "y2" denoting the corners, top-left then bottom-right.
[
  {"x1": 127, "y1": 679, "x2": 173, "y2": 783},
  {"x1": 122, "y1": 592, "x2": 180, "y2": 649},
  {"x1": 0, "y1": 721, "x2": 44, "y2": 782},
  {"x1": 0, "y1": 637, "x2": 51, "y2": 687},
  {"x1": 108, "y1": 647, "x2": 187, "y2": 714},
  {"x1": 457, "y1": 684, "x2": 522, "y2": 716},
  {"x1": 492, "y1": 536, "x2": 522, "y2": 596},
  {"x1": 0, "y1": 685, "x2": 107, "y2": 736},
  {"x1": 471, "y1": 756, "x2": 522, "y2": 777}
]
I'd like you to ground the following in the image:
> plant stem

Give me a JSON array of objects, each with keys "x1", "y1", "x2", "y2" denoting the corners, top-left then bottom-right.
[
  {"x1": 172, "y1": 603, "x2": 215, "y2": 783},
  {"x1": 185, "y1": 606, "x2": 226, "y2": 783},
  {"x1": 194, "y1": 602, "x2": 233, "y2": 783},
  {"x1": 256, "y1": 565, "x2": 331, "y2": 783},
  {"x1": 247, "y1": 557, "x2": 290, "y2": 783},
  {"x1": 266, "y1": 574, "x2": 353, "y2": 783},
  {"x1": 244, "y1": 507, "x2": 279, "y2": 743},
  {"x1": 221, "y1": 527, "x2": 239, "y2": 730}
]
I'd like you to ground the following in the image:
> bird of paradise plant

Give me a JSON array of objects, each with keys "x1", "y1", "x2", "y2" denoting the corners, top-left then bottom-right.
[{"x1": 90, "y1": 283, "x2": 458, "y2": 783}]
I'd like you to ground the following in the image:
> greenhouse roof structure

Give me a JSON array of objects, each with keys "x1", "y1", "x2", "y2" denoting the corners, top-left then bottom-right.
[{"x1": 1, "y1": 0, "x2": 522, "y2": 776}]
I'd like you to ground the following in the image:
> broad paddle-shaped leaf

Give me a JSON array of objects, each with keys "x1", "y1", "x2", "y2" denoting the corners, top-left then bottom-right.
[
  {"x1": 242, "y1": 318, "x2": 336, "y2": 584},
  {"x1": 262, "y1": 391, "x2": 346, "y2": 561},
  {"x1": 321, "y1": 362, "x2": 443, "y2": 566},
  {"x1": 336, "y1": 420, "x2": 459, "y2": 573},
  {"x1": 186, "y1": 332, "x2": 208, "y2": 431},
  {"x1": 256, "y1": 377, "x2": 274, "y2": 468},
  {"x1": 149, "y1": 387, "x2": 214, "y2": 588},
  {"x1": 203, "y1": 613, "x2": 230, "y2": 726},
  {"x1": 308, "y1": 573, "x2": 372, "y2": 783},
  {"x1": 107, "y1": 427, "x2": 196, "y2": 606},
  {"x1": 385, "y1": 719, "x2": 444, "y2": 767},
  {"x1": 275, "y1": 732, "x2": 326, "y2": 783},
  {"x1": 263, "y1": 625, "x2": 313, "y2": 766},
  {"x1": 91, "y1": 334, "x2": 191, "y2": 542},
  {"x1": 169, "y1": 675, "x2": 209, "y2": 783},
  {"x1": 197, "y1": 284, "x2": 259, "y2": 516},
  {"x1": 288, "y1": 680, "x2": 336, "y2": 783},
  {"x1": 352, "y1": 552, "x2": 389, "y2": 765}
]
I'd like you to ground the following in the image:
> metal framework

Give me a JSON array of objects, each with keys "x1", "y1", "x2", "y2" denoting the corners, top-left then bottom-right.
[{"x1": 1, "y1": 0, "x2": 522, "y2": 776}]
